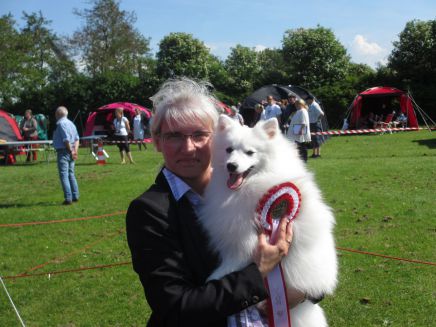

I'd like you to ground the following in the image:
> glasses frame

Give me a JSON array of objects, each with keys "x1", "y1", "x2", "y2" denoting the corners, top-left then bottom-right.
[{"x1": 159, "y1": 131, "x2": 212, "y2": 147}]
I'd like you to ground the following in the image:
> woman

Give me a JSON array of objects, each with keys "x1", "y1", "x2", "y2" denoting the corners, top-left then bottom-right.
[
  {"x1": 287, "y1": 99, "x2": 311, "y2": 162},
  {"x1": 126, "y1": 78, "x2": 304, "y2": 327},
  {"x1": 133, "y1": 107, "x2": 147, "y2": 151},
  {"x1": 112, "y1": 108, "x2": 134, "y2": 164},
  {"x1": 19, "y1": 109, "x2": 39, "y2": 162}
]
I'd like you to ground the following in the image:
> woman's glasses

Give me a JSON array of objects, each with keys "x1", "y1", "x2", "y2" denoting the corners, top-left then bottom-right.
[{"x1": 160, "y1": 131, "x2": 212, "y2": 147}]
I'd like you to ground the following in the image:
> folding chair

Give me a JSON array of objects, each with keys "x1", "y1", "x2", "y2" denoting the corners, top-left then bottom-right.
[{"x1": 375, "y1": 113, "x2": 394, "y2": 134}]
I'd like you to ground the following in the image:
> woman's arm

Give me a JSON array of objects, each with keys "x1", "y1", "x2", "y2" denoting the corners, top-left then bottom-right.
[
  {"x1": 124, "y1": 118, "x2": 131, "y2": 133},
  {"x1": 126, "y1": 197, "x2": 269, "y2": 327}
]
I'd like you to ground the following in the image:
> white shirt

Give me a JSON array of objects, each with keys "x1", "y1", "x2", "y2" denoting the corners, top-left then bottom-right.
[
  {"x1": 287, "y1": 109, "x2": 311, "y2": 143},
  {"x1": 113, "y1": 117, "x2": 128, "y2": 136}
]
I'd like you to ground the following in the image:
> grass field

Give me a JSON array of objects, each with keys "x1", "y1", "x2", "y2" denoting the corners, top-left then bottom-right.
[{"x1": 1, "y1": 131, "x2": 435, "y2": 326}]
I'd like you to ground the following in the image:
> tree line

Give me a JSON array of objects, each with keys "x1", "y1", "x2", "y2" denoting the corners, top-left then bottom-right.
[{"x1": 1, "y1": 0, "x2": 435, "y2": 132}]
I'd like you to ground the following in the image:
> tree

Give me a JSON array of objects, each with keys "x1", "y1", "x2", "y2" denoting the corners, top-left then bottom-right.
[
  {"x1": 255, "y1": 48, "x2": 288, "y2": 88},
  {"x1": 70, "y1": 0, "x2": 151, "y2": 77},
  {"x1": 388, "y1": 19, "x2": 436, "y2": 120},
  {"x1": 21, "y1": 12, "x2": 76, "y2": 87},
  {"x1": 389, "y1": 19, "x2": 436, "y2": 84},
  {"x1": 224, "y1": 44, "x2": 260, "y2": 98},
  {"x1": 0, "y1": 12, "x2": 75, "y2": 108},
  {"x1": 282, "y1": 26, "x2": 350, "y2": 89},
  {"x1": 156, "y1": 32, "x2": 211, "y2": 80},
  {"x1": 0, "y1": 14, "x2": 26, "y2": 106}
]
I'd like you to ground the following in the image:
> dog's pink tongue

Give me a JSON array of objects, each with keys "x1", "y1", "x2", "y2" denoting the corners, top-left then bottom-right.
[{"x1": 227, "y1": 173, "x2": 243, "y2": 190}]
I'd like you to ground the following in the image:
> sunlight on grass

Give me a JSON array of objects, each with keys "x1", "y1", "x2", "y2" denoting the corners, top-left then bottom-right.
[{"x1": 0, "y1": 132, "x2": 435, "y2": 326}]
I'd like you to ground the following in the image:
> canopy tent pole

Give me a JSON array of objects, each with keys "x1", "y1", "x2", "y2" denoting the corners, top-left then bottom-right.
[
  {"x1": 339, "y1": 95, "x2": 357, "y2": 129},
  {"x1": 408, "y1": 91, "x2": 435, "y2": 132},
  {"x1": 0, "y1": 276, "x2": 26, "y2": 326}
]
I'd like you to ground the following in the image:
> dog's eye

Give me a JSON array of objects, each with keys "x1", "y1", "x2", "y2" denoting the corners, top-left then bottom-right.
[
  {"x1": 226, "y1": 147, "x2": 233, "y2": 153},
  {"x1": 246, "y1": 150, "x2": 255, "y2": 156}
]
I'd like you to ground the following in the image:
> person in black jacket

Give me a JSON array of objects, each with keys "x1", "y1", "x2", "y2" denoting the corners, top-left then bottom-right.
[{"x1": 126, "y1": 78, "x2": 303, "y2": 326}]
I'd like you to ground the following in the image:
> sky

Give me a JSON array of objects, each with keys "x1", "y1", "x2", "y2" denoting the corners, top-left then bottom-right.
[{"x1": 1, "y1": 0, "x2": 436, "y2": 68}]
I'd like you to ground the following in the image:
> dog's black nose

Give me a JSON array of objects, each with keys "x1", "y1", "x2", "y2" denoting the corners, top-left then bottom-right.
[{"x1": 227, "y1": 163, "x2": 237, "y2": 172}]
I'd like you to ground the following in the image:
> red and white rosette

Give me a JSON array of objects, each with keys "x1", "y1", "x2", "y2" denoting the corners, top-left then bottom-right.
[{"x1": 256, "y1": 182, "x2": 301, "y2": 327}]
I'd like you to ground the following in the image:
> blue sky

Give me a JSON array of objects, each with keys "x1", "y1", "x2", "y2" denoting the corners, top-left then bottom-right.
[{"x1": 1, "y1": 0, "x2": 435, "y2": 68}]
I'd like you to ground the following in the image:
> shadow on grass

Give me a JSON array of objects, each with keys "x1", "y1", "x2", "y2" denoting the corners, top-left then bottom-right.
[
  {"x1": 0, "y1": 202, "x2": 59, "y2": 208},
  {"x1": 412, "y1": 138, "x2": 436, "y2": 149}
]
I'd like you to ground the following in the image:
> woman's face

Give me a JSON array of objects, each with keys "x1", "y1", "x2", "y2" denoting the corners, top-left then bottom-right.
[
  {"x1": 115, "y1": 110, "x2": 123, "y2": 118},
  {"x1": 155, "y1": 117, "x2": 213, "y2": 189}
]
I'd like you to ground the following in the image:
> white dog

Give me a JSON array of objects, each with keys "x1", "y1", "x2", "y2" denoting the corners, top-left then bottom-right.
[{"x1": 199, "y1": 115, "x2": 338, "y2": 327}]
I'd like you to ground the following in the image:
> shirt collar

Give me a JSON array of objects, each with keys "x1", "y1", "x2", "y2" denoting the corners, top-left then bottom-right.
[
  {"x1": 56, "y1": 117, "x2": 67, "y2": 124},
  {"x1": 162, "y1": 168, "x2": 194, "y2": 201}
]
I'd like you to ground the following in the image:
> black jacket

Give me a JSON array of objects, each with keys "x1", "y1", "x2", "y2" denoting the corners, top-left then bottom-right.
[{"x1": 126, "y1": 171, "x2": 268, "y2": 326}]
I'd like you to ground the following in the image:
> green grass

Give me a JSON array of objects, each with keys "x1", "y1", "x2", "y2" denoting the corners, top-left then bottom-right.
[{"x1": 1, "y1": 132, "x2": 435, "y2": 326}]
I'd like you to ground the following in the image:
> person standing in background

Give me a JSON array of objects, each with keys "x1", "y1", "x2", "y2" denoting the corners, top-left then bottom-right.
[
  {"x1": 282, "y1": 93, "x2": 298, "y2": 133},
  {"x1": 52, "y1": 106, "x2": 79, "y2": 205},
  {"x1": 307, "y1": 96, "x2": 325, "y2": 158},
  {"x1": 262, "y1": 95, "x2": 282, "y2": 125},
  {"x1": 287, "y1": 99, "x2": 311, "y2": 163},
  {"x1": 20, "y1": 109, "x2": 39, "y2": 162},
  {"x1": 133, "y1": 107, "x2": 147, "y2": 151},
  {"x1": 113, "y1": 108, "x2": 134, "y2": 164}
]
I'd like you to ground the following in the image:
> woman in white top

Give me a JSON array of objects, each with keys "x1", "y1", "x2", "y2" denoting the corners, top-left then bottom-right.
[
  {"x1": 113, "y1": 108, "x2": 134, "y2": 164},
  {"x1": 133, "y1": 107, "x2": 147, "y2": 151},
  {"x1": 286, "y1": 99, "x2": 311, "y2": 162}
]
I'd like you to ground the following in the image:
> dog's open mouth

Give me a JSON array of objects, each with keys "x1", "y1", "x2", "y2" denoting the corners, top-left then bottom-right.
[{"x1": 227, "y1": 168, "x2": 253, "y2": 190}]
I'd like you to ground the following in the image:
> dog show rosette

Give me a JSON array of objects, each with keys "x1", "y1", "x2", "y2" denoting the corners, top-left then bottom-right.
[{"x1": 256, "y1": 182, "x2": 301, "y2": 327}]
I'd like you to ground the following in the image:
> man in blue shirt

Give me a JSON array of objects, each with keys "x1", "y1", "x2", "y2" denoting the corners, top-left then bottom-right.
[{"x1": 53, "y1": 106, "x2": 80, "y2": 205}]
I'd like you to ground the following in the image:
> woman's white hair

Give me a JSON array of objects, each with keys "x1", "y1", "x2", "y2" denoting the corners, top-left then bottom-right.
[{"x1": 150, "y1": 77, "x2": 220, "y2": 138}]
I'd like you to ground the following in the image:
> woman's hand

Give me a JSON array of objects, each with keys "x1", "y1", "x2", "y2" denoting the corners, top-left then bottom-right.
[{"x1": 253, "y1": 218, "x2": 293, "y2": 278}]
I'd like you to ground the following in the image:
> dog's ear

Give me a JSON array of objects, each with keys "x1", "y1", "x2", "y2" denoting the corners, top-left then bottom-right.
[
  {"x1": 217, "y1": 114, "x2": 236, "y2": 132},
  {"x1": 260, "y1": 118, "x2": 280, "y2": 139}
]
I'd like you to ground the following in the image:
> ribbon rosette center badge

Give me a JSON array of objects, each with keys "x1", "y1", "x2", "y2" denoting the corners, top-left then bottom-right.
[{"x1": 256, "y1": 182, "x2": 301, "y2": 235}]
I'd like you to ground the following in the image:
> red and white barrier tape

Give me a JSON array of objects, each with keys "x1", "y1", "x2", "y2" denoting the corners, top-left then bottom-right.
[
  {"x1": 311, "y1": 127, "x2": 421, "y2": 136},
  {"x1": 103, "y1": 139, "x2": 152, "y2": 144}
]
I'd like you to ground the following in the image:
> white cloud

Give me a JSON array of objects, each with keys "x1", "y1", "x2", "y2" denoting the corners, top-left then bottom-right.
[
  {"x1": 254, "y1": 44, "x2": 267, "y2": 52},
  {"x1": 352, "y1": 34, "x2": 384, "y2": 55},
  {"x1": 205, "y1": 42, "x2": 235, "y2": 59},
  {"x1": 349, "y1": 34, "x2": 389, "y2": 68}
]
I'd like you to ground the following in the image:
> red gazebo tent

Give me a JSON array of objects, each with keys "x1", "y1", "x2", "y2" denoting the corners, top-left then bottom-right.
[
  {"x1": 349, "y1": 87, "x2": 418, "y2": 129},
  {"x1": 84, "y1": 102, "x2": 151, "y2": 137},
  {"x1": 0, "y1": 109, "x2": 23, "y2": 141}
]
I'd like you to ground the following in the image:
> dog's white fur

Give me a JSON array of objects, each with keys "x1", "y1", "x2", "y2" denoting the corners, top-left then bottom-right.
[{"x1": 199, "y1": 115, "x2": 338, "y2": 327}]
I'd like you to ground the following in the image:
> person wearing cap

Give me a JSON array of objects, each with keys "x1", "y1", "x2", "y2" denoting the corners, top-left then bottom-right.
[{"x1": 282, "y1": 93, "x2": 298, "y2": 133}]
